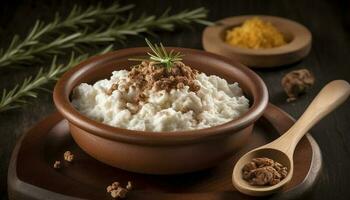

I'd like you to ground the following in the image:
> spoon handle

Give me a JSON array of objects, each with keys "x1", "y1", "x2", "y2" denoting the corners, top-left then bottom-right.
[{"x1": 272, "y1": 80, "x2": 350, "y2": 156}]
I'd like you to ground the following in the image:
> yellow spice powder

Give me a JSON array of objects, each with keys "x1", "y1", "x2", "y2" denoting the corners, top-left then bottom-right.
[{"x1": 225, "y1": 17, "x2": 286, "y2": 49}]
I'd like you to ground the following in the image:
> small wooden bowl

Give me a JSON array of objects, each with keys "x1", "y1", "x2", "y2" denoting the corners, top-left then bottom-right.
[{"x1": 202, "y1": 15, "x2": 312, "y2": 68}]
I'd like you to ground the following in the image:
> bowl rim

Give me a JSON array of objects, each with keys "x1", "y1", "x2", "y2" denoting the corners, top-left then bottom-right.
[{"x1": 53, "y1": 47, "x2": 268, "y2": 144}]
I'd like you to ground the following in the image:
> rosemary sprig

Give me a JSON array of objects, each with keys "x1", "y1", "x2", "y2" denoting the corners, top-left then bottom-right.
[
  {"x1": 0, "y1": 6, "x2": 212, "y2": 112},
  {"x1": 0, "y1": 45, "x2": 113, "y2": 112},
  {"x1": 129, "y1": 38, "x2": 184, "y2": 71},
  {"x1": 0, "y1": 7, "x2": 211, "y2": 69},
  {"x1": 0, "y1": 2, "x2": 133, "y2": 68}
]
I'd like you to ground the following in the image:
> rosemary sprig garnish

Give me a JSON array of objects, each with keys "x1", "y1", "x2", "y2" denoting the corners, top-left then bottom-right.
[
  {"x1": 0, "y1": 5, "x2": 212, "y2": 112},
  {"x1": 0, "y1": 45, "x2": 113, "y2": 112},
  {"x1": 0, "y1": 6, "x2": 211, "y2": 69},
  {"x1": 0, "y1": 2, "x2": 133, "y2": 68},
  {"x1": 130, "y1": 38, "x2": 184, "y2": 71}
]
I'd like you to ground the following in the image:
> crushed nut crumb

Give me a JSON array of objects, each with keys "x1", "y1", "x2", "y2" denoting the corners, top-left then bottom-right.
[
  {"x1": 107, "y1": 83, "x2": 118, "y2": 95},
  {"x1": 242, "y1": 157, "x2": 288, "y2": 186},
  {"x1": 110, "y1": 189, "x2": 119, "y2": 198},
  {"x1": 107, "y1": 185, "x2": 113, "y2": 193},
  {"x1": 53, "y1": 161, "x2": 61, "y2": 169},
  {"x1": 64, "y1": 151, "x2": 74, "y2": 162},
  {"x1": 116, "y1": 187, "x2": 128, "y2": 198},
  {"x1": 111, "y1": 182, "x2": 120, "y2": 190},
  {"x1": 106, "y1": 181, "x2": 132, "y2": 199},
  {"x1": 281, "y1": 69, "x2": 315, "y2": 102},
  {"x1": 126, "y1": 181, "x2": 133, "y2": 190}
]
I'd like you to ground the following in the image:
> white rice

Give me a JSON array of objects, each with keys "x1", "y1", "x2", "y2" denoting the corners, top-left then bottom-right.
[{"x1": 71, "y1": 70, "x2": 249, "y2": 132}]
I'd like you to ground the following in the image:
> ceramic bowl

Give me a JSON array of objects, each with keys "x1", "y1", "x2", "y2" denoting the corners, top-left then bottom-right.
[
  {"x1": 202, "y1": 15, "x2": 312, "y2": 68},
  {"x1": 53, "y1": 47, "x2": 268, "y2": 174}
]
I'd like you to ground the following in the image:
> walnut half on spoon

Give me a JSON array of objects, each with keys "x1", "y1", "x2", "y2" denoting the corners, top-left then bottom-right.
[{"x1": 232, "y1": 80, "x2": 350, "y2": 196}]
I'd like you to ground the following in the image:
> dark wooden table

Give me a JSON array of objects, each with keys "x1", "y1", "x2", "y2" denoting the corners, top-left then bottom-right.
[{"x1": 0, "y1": 0, "x2": 349, "y2": 199}]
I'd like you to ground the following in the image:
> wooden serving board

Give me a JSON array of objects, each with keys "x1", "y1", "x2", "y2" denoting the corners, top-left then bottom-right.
[{"x1": 8, "y1": 104, "x2": 322, "y2": 200}]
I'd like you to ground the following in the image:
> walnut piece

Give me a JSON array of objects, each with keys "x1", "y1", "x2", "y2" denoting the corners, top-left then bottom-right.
[
  {"x1": 111, "y1": 182, "x2": 120, "y2": 190},
  {"x1": 53, "y1": 161, "x2": 61, "y2": 169},
  {"x1": 281, "y1": 69, "x2": 315, "y2": 102},
  {"x1": 126, "y1": 181, "x2": 133, "y2": 190},
  {"x1": 242, "y1": 157, "x2": 288, "y2": 186},
  {"x1": 252, "y1": 157, "x2": 274, "y2": 167},
  {"x1": 106, "y1": 181, "x2": 132, "y2": 199},
  {"x1": 110, "y1": 190, "x2": 119, "y2": 198},
  {"x1": 115, "y1": 187, "x2": 128, "y2": 198},
  {"x1": 64, "y1": 151, "x2": 74, "y2": 162},
  {"x1": 107, "y1": 185, "x2": 113, "y2": 193}
]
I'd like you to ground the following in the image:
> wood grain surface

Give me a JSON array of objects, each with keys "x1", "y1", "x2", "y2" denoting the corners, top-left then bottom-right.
[
  {"x1": 0, "y1": 0, "x2": 350, "y2": 200},
  {"x1": 7, "y1": 104, "x2": 321, "y2": 200}
]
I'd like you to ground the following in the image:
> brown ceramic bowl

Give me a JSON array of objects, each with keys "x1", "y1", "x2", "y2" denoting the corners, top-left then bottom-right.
[{"x1": 53, "y1": 47, "x2": 268, "y2": 174}]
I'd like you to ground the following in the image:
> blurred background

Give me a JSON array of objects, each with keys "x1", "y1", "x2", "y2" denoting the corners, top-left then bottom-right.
[{"x1": 1, "y1": 0, "x2": 350, "y2": 199}]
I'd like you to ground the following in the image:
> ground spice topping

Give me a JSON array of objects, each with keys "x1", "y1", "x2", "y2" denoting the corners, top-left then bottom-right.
[
  {"x1": 225, "y1": 17, "x2": 286, "y2": 49},
  {"x1": 129, "y1": 61, "x2": 199, "y2": 92},
  {"x1": 242, "y1": 157, "x2": 288, "y2": 186},
  {"x1": 107, "y1": 60, "x2": 200, "y2": 102},
  {"x1": 108, "y1": 39, "x2": 200, "y2": 100}
]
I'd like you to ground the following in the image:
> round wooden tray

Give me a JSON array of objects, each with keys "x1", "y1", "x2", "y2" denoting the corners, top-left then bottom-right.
[
  {"x1": 8, "y1": 104, "x2": 322, "y2": 200},
  {"x1": 202, "y1": 15, "x2": 312, "y2": 68}
]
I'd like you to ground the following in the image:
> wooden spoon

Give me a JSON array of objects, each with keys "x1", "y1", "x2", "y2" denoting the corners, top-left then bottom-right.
[{"x1": 232, "y1": 80, "x2": 350, "y2": 196}]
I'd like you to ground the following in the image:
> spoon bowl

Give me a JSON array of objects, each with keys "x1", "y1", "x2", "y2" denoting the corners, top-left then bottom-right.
[
  {"x1": 232, "y1": 80, "x2": 350, "y2": 196},
  {"x1": 233, "y1": 148, "x2": 293, "y2": 196}
]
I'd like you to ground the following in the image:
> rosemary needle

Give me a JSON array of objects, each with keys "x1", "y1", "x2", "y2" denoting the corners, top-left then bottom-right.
[{"x1": 129, "y1": 38, "x2": 184, "y2": 71}]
